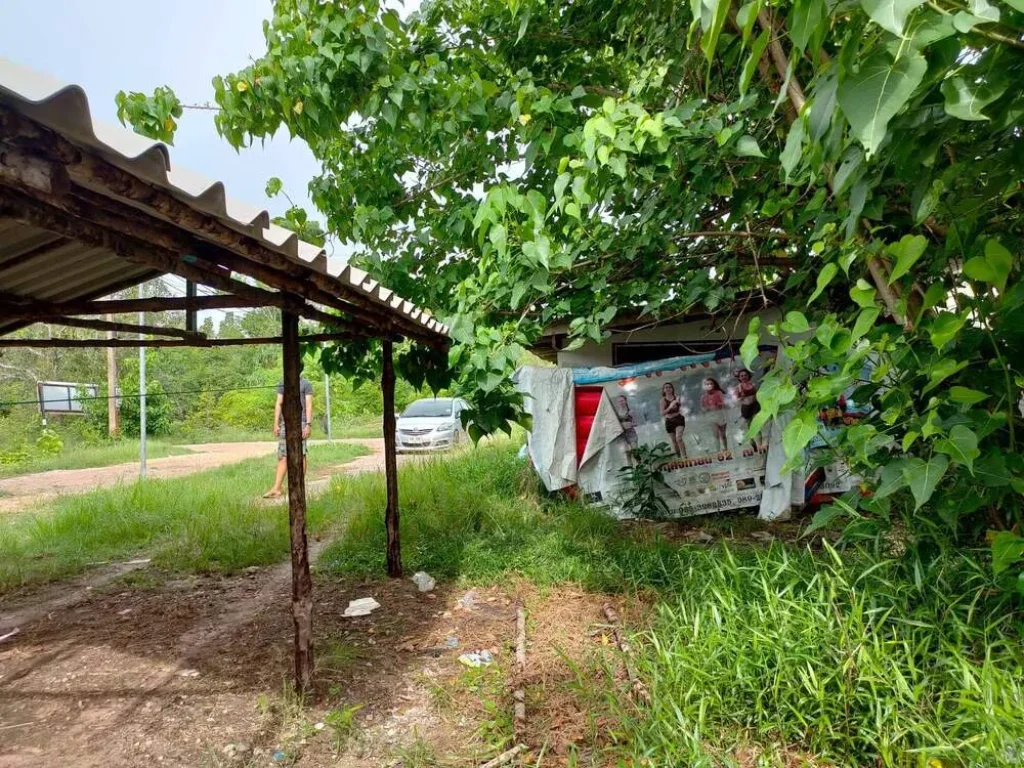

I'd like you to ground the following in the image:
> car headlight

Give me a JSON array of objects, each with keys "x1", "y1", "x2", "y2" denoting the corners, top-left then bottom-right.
[{"x1": 435, "y1": 424, "x2": 455, "y2": 433}]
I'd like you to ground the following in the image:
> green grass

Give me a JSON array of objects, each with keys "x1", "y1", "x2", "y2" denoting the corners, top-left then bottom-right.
[
  {"x1": 317, "y1": 443, "x2": 1024, "y2": 768},
  {"x1": 0, "y1": 440, "x2": 192, "y2": 478},
  {"x1": 0, "y1": 441, "x2": 368, "y2": 592}
]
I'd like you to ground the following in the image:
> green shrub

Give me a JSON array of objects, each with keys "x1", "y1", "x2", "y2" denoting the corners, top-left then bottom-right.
[
  {"x1": 117, "y1": 367, "x2": 173, "y2": 437},
  {"x1": 35, "y1": 429, "x2": 63, "y2": 455}
]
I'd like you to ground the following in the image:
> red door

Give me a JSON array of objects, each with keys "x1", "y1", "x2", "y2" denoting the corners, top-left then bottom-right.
[{"x1": 573, "y1": 386, "x2": 604, "y2": 466}]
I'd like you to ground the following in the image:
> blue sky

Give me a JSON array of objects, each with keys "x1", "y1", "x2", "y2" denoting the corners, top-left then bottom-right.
[{"x1": 0, "y1": 0, "x2": 321, "y2": 223}]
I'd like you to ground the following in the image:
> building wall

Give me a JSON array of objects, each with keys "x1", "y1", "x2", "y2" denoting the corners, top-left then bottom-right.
[{"x1": 555, "y1": 307, "x2": 782, "y2": 368}]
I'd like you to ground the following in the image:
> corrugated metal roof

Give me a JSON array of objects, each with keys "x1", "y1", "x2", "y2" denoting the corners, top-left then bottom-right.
[{"x1": 0, "y1": 56, "x2": 447, "y2": 337}]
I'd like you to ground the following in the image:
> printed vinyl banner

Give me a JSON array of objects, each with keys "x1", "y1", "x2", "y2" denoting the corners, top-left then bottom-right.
[{"x1": 577, "y1": 349, "x2": 777, "y2": 518}]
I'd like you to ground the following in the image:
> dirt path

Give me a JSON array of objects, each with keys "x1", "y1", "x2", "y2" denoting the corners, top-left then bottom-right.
[
  {"x1": 0, "y1": 439, "x2": 386, "y2": 515},
  {"x1": 0, "y1": 562, "x2": 625, "y2": 768},
  {"x1": 0, "y1": 444, "x2": 515, "y2": 768}
]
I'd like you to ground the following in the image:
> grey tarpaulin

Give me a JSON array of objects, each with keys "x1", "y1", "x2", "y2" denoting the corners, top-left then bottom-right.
[
  {"x1": 577, "y1": 389, "x2": 627, "y2": 506},
  {"x1": 757, "y1": 414, "x2": 795, "y2": 522},
  {"x1": 515, "y1": 366, "x2": 577, "y2": 491}
]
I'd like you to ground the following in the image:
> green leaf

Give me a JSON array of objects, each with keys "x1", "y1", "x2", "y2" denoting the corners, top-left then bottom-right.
[
  {"x1": 265, "y1": 177, "x2": 283, "y2": 197},
  {"x1": 984, "y1": 239, "x2": 1012, "y2": 292},
  {"x1": 740, "y1": 30, "x2": 770, "y2": 98},
  {"x1": 876, "y1": 459, "x2": 909, "y2": 498},
  {"x1": 736, "y1": 1, "x2": 762, "y2": 41},
  {"x1": 553, "y1": 172, "x2": 572, "y2": 201},
  {"x1": 934, "y1": 425, "x2": 980, "y2": 473},
  {"x1": 381, "y1": 10, "x2": 402, "y2": 34},
  {"x1": 859, "y1": 0, "x2": 928, "y2": 36},
  {"x1": 790, "y1": 0, "x2": 828, "y2": 52},
  {"x1": 510, "y1": 282, "x2": 527, "y2": 309},
  {"x1": 803, "y1": 501, "x2": 849, "y2": 535},
  {"x1": 886, "y1": 234, "x2": 927, "y2": 283},
  {"x1": 592, "y1": 116, "x2": 616, "y2": 139},
  {"x1": 929, "y1": 311, "x2": 965, "y2": 349},
  {"x1": 924, "y1": 357, "x2": 969, "y2": 393},
  {"x1": 783, "y1": 411, "x2": 820, "y2": 460},
  {"x1": 735, "y1": 135, "x2": 766, "y2": 158},
  {"x1": 837, "y1": 49, "x2": 927, "y2": 157},
  {"x1": 780, "y1": 311, "x2": 810, "y2": 333},
  {"x1": 976, "y1": 452, "x2": 1011, "y2": 487},
  {"x1": 780, "y1": 118, "x2": 805, "y2": 181},
  {"x1": 992, "y1": 532, "x2": 1024, "y2": 577},
  {"x1": 758, "y1": 377, "x2": 797, "y2": 416},
  {"x1": 741, "y1": 331, "x2": 760, "y2": 369},
  {"x1": 808, "y1": 263, "x2": 837, "y2": 304},
  {"x1": 941, "y1": 76, "x2": 1006, "y2": 122},
  {"x1": 902, "y1": 431, "x2": 919, "y2": 452},
  {"x1": 700, "y1": 0, "x2": 732, "y2": 65},
  {"x1": 852, "y1": 307, "x2": 881, "y2": 341},
  {"x1": 850, "y1": 279, "x2": 877, "y2": 308},
  {"x1": 949, "y1": 386, "x2": 989, "y2": 405},
  {"x1": 922, "y1": 282, "x2": 945, "y2": 312},
  {"x1": 901, "y1": 454, "x2": 949, "y2": 510}
]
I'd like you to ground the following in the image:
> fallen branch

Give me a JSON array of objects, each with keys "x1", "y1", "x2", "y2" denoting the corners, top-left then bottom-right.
[
  {"x1": 602, "y1": 603, "x2": 650, "y2": 704},
  {"x1": 513, "y1": 604, "x2": 527, "y2": 741},
  {"x1": 479, "y1": 744, "x2": 527, "y2": 768}
]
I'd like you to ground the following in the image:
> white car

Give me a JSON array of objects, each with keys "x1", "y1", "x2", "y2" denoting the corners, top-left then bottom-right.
[{"x1": 395, "y1": 397, "x2": 469, "y2": 452}]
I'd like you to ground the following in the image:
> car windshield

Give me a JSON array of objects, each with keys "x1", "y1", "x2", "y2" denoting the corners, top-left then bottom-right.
[{"x1": 402, "y1": 399, "x2": 453, "y2": 418}]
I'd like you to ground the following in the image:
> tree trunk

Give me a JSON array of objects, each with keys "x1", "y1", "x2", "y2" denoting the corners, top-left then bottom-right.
[
  {"x1": 282, "y1": 311, "x2": 314, "y2": 693},
  {"x1": 382, "y1": 338, "x2": 402, "y2": 578}
]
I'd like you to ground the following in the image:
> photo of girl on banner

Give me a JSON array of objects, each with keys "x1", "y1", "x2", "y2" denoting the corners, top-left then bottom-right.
[{"x1": 581, "y1": 348, "x2": 777, "y2": 517}]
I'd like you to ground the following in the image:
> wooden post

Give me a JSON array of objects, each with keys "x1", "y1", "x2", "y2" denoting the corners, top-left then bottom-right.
[
  {"x1": 282, "y1": 311, "x2": 314, "y2": 692},
  {"x1": 106, "y1": 314, "x2": 118, "y2": 438},
  {"x1": 185, "y1": 280, "x2": 197, "y2": 334},
  {"x1": 382, "y1": 338, "x2": 402, "y2": 578}
]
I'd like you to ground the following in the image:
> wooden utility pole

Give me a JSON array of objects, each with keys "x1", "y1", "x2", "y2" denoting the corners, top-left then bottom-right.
[
  {"x1": 105, "y1": 314, "x2": 118, "y2": 437},
  {"x1": 381, "y1": 338, "x2": 402, "y2": 577},
  {"x1": 282, "y1": 311, "x2": 314, "y2": 692}
]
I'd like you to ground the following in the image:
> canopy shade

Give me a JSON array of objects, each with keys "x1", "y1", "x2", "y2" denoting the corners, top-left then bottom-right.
[{"x1": 0, "y1": 56, "x2": 448, "y2": 346}]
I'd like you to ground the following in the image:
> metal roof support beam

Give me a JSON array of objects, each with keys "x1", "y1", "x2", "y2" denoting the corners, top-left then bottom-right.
[
  {"x1": 0, "y1": 332, "x2": 361, "y2": 348},
  {"x1": 0, "y1": 189, "x2": 371, "y2": 337}
]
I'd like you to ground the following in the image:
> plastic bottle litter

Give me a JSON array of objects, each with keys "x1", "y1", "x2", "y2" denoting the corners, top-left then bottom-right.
[
  {"x1": 343, "y1": 597, "x2": 381, "y2": 617},
  {"x1": 272, "y1": 751, "x2": 287, "y2": 762},
  {"x1": 411, "y1": 571, "x2": 436, "y2": 592},
  {"x1": 458, "y1": 650, "x2": 493, "y2": 668},
  {"x1": 444, "y1": 636, "x2": 459, "y2": 649}
]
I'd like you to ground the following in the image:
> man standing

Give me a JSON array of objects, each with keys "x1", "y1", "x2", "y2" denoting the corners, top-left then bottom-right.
[{"x1": 263, "y1": 366, "x2": 314, "y2": 498}]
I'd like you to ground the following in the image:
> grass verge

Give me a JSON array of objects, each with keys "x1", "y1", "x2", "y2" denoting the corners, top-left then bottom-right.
[
  {"x1": 317, "y1": 442, "x2": 1024, "y2": 768},
  {"x1": 0, "y1": 441, "x2": 368, "y2": 592},
  {"x1": 0, "y1": 440, "x2": 191, "y2": 478}
]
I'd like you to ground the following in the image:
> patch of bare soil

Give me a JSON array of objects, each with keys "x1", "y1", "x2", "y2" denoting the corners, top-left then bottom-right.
[{"x1": 0, "y1": 552, "x2": 649, "y2": 768}]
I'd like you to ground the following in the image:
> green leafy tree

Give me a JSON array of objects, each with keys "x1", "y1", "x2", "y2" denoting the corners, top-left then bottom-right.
[
  {"x1": 117, "y1": 365, "x2": 174, "y2": 438},
  {"x1": 118, "y1": 1, "x2": 1024, "y2": 578}
]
